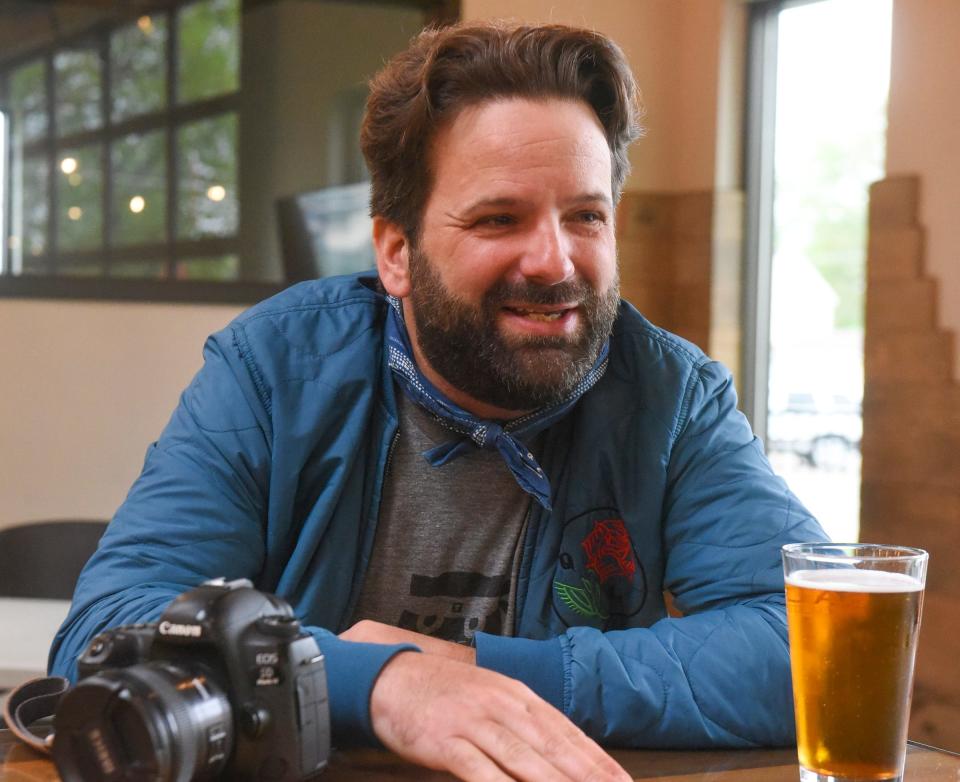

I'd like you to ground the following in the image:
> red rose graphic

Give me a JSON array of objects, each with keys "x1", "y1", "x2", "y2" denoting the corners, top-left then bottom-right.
[{"x1": 581, "y1": 518, "x2": 636, "y2": 584}]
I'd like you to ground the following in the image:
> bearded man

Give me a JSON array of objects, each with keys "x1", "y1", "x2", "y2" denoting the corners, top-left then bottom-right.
[{"x1": 52, "y1": 21, "x2": 826, "y2": 782}]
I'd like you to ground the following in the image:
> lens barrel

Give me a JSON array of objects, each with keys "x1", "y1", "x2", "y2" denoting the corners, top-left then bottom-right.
[{"x1": 53, "y1": 661, "x2": 233, "y2": 782}]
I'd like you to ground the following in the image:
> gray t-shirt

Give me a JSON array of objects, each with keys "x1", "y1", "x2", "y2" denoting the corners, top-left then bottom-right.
[{"x1": 350, "y1": 390, "x2": 532, "y2": 642}]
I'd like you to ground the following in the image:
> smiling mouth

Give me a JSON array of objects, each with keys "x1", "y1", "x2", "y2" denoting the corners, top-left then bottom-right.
[{"x1": 504, "y1": 306, "x2": 574, "y2": 322}]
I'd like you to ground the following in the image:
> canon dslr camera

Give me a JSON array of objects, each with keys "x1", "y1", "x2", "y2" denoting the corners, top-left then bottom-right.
[{"x1": 52, "y1": 578, "x2": 329, "y2": 781}]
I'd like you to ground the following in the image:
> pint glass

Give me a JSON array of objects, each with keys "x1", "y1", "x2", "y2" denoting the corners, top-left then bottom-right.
[{"x1": 782, "y1": 543, "x2": 927, "y2": 782}]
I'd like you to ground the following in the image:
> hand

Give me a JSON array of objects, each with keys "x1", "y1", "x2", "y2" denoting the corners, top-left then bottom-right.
[
  {"x1": 370, "y1": 651, "x2": 632, "y2": 782},
  {"x1": 340, "y1": 619, "x2": 476, "y2": 664}
]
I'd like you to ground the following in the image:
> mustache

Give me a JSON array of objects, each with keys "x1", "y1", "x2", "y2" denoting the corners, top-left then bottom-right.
[{"x1": 483, "y1": 278, "x2": 598, "y2": 307}]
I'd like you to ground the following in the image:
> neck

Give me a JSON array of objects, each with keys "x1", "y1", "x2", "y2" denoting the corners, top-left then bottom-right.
[{"x1": 400, "y1": 298, "x2": 532, "y2": 421}]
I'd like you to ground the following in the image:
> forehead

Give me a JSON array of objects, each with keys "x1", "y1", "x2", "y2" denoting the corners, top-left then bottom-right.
[{"x1": 425, "y1": 97, "x2": 613, "y2": 204}]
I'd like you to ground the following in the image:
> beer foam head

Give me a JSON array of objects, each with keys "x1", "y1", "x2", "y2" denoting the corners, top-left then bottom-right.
[{"x1": 786, "y1": 568, "x2": 923, "y2": 593}]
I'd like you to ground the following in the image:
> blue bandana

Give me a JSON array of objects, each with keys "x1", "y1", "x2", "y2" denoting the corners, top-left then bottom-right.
[{"x1": 385, "y1": 296, "x2": 609, "y2": 510}]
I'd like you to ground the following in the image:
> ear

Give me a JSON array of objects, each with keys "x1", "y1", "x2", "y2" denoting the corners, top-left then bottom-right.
[{"x1": 373, "y1": 217, "x2": 411, "y2": 298}]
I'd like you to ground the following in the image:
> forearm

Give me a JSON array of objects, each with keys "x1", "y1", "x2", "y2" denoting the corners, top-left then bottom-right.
[
  {"x1": 308, "y1": 629, "x2": 422, "y2": 747},
  {"x1": 475, "y1": 596, "x2": 795, "y2": 749},
  {"x1": 339, "y1": 619, "x2": 475, "y2": 663}
]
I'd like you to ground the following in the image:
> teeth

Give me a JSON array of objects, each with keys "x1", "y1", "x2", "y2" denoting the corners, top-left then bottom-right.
[{"x1": 515, "y1": 309, "x2": 564, "y2": 321}]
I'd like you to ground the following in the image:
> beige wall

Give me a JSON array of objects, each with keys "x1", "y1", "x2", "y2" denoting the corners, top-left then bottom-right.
[
  {"x1": 886, "y1": 0, "x2": 960, "y2": 376},
  {"x1": 462, "y1": 0, "x2": 738, "y2": 193},
  {"x1": 0, "y1": 300, "x2": 241, "y2": 527}
]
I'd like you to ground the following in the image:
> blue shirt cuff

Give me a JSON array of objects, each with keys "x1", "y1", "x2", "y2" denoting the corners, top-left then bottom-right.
[
  {"x1": 474, "y1": 632, "x2": 565, "y2": 711},
  {"x1": 310, "y1": 632, "x2": 419, "y2": 747}
]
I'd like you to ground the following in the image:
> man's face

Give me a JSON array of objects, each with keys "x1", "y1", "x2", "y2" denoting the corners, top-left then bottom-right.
[{"x1": 400, "y1": 97, "x2": 620, "y2": 416}]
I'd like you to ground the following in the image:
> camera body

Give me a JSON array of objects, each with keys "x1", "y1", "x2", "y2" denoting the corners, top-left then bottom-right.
[{"x1": 54, "y1": 579, "x2": 329, "y2": 781}]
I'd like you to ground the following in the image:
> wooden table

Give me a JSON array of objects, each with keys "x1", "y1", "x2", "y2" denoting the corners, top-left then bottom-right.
[{"x1": 2, "y1": 729, "x2": 959, "y2": 781}]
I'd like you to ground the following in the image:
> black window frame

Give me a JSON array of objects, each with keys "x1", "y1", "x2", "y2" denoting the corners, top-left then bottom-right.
[
  {"x1": 743, "y1": 0, "x2": 861, "y2": 440},
  {"x1": 0, "y1": 0, "x2": 459, "y2": 305},
  {"x1": 0, "y1": 0, "x2": 263, "y2": 302}
]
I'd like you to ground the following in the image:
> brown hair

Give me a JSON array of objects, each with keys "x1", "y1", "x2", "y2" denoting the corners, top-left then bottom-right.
[{"x1": 361, "y1": 20, "x2": 643, "y2": 239}]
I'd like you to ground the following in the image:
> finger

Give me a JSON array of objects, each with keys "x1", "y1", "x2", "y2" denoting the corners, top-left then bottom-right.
[
  {"x1": 496, "y1": 692, "x2": 631, "y2": 781},
  {"x1": 469, "y1": 719, "x2": 579, "y2": 782},
  {"x1": 440, "y1": 736, "x2": 514, "y2": 782},
  {"x1": 542, "y1": 730, "x2": 631, "y2": 782},
  {"x1": 532, "y1": 723, "x2": 629, "y2": 782}
]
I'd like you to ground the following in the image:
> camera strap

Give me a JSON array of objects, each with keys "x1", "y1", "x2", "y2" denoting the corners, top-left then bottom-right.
[{"x1": 1, "y1": 675, "x2": 69, "y2": 755}]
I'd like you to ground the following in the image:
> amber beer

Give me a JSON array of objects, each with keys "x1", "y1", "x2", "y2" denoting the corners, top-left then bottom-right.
[{"x1": 783, "y1": 544, "x2": 927, "y2": 782}]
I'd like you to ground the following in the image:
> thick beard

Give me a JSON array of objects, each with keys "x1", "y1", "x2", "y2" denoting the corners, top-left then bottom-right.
[{"x1": 406, "y1": 247, "x2": 620, "y2": 413}]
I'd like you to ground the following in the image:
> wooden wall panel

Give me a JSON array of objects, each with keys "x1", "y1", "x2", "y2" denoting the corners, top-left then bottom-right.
[{"x1": 616, "y1": 190, "x2": 734, "y2": 360}]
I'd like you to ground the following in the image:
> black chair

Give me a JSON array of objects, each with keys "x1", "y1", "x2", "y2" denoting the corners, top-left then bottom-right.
[
  {"x1": 276, "y1": 182, "x2": 375, "y2": 283},
  {"x1": 0, "y1": 520, "x2": 107, "y2": 600}
]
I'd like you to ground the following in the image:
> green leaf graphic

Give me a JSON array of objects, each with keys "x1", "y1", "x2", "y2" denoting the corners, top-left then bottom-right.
[
  {"x1": 554, "y1": 578, "x2": 608, "y2": 619},
  {"x1": 582, "y1": 578, "x2": 609, "y2": 619}
]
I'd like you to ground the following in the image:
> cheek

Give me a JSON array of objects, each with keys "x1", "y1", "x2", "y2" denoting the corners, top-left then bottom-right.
[
  {"x1": 576, "y1": 236, "x2": 618, "y2": 287},
  {"x1": 444, "y1": 241, "x2": 518, "y2": 296},
  {"x1": 420, "y1": 231, "x2": 506, "y2": 291}
]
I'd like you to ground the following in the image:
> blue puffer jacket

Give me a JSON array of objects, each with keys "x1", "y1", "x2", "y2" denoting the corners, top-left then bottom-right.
[{"x1": 50, "y1": 272, "x2": 827, "y2": 748}]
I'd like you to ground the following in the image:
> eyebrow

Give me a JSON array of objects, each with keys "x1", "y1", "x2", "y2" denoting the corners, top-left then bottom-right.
[
  {"x1": 567, "y1": 192, "x2": 614, "y2": 209},
  {"x1": 459, "y1": 192, "x2": 614, "y2": 214}
]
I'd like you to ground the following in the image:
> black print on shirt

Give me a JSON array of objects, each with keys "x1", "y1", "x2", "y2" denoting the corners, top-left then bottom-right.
[{"x1": 398, "y1": 571, "x2": 510, "y2": 642}]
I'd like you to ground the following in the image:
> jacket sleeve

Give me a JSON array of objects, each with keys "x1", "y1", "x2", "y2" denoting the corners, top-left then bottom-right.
[
  {"x1": 476, "y1": 359, "x2": 829, "y2": 748},
  {"x1": 47, "y1": 331, "x2": 410, "y2": 746}
]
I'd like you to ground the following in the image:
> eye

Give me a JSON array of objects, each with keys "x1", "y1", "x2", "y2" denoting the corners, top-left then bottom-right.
[
  {"x1": 476, "y1": 214, "x2": 516, "y2": 227},
  {"x1": 574, "y1": 210, "x2": 607, "y2": 225}
]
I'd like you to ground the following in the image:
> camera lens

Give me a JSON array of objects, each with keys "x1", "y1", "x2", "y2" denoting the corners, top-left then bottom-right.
[{"x1": 53, "y1": 661, "x2": 233, "y2": 782}]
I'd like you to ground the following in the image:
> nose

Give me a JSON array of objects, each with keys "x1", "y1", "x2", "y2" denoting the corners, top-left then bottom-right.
[{"x1": 518, "y1": 217, "x2": 575, "y2": 285}]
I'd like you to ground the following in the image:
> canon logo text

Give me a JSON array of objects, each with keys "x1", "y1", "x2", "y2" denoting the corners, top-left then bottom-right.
[{"x1": 158, "y1": 621, "x2": 203, "y2": 638}]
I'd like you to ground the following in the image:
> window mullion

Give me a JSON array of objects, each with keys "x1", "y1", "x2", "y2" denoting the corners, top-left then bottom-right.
[
  {"x1": 45, "y1": 51, "x2": 57, "y2": 273},
  {"x1": 101, "y1": 30, "x2": 113, "y2": 274},
  {"x1": 1, "y1": 73, "x2": 9, "y2": 277},
  {"x1": 742, "y1": 0, "x2": 781, "y2": 443},
  {"x1": 166, "y1": 6, "x2": 178, "y2": 279}
]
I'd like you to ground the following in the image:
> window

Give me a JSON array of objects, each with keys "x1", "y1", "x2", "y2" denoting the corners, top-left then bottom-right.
[
  {"x1": 1, "y1": 0, "x2": 241, "y2": 284},
  {"x1": 744, "y1": 0, "x2": 892, "y2": 541},
  {"x1": 0, "y1": 0, "x2": 454, "y2": 301}
]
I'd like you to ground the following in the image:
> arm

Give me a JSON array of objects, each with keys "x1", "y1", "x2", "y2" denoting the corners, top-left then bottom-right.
[
  {"x1": 473, "y1": 359, "x2": 827, "y2": 748},
  {"x1": 49, "y1": 334, "x2": 269, "y2": 676},
  {"x1": 47, "y1": 333, "x2": 409, "y2": 747}
]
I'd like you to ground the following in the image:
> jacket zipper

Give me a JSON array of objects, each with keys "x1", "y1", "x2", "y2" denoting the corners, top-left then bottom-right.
[
  {"x1": 341, "y1": 427, "x2": 400, "y2": 629},
  {"x1": 509, "y1": 502, "x2": 535, "y2": 636},
  {"x1": 513, "y1": 422, "x2": 566, "y2": 634},
  {"x1": 382, "y1": 428, "x2": 400, "y2": 481}
]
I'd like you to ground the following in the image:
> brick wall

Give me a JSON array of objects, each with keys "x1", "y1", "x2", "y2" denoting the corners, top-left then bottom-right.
[{"x1": 861, "y1": 175, "x2": 960, "y2": 750}]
